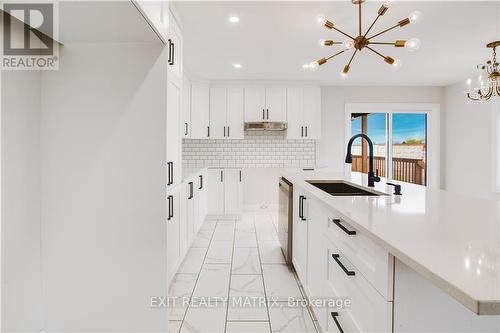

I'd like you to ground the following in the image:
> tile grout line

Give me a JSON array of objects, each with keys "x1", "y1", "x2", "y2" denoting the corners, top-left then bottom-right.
[
  {"x1": 177, "y1": 219, "x2": 218, "y2": 332},
  {"x1": 224, "y1": 219, "x2": 237, "y2": 333},
  {"x1": 254, "y1": 214, "x2": 274, "y2": 333}
]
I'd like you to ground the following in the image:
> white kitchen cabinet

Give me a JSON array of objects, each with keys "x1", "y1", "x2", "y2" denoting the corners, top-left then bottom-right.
[
  {"x1": 166, "y1": 72, "x2": 181, "y2": 189},
  {"x1": 190, "y1": 83, "x2": 210, "y2": 139},
  {"x1": 244, "y1": 87, "x2": 286, "y2": 122},
  {"x1": 207, "y1": 168, "x2": 242, "y2": 216},
  {"x1": 167, "y1": 13, "x2": 182, "y2": 79},
  {"x1": 265, "y1": 87, "x2": 287, "y2": 122},
  {"x1": 207, "y1": 169, "x2": 225, "y2": 215},
  {"x1": 195, "y1": 171, "x2": 208, "y2": 230},
  {"x1": 167, "y1": 188, "x2": 180, "y2": 283},
  {"x1": 223, "y1": 169, "x2": 243, "y2": 215},
  {"x1": 182, "y1": 76, "x2": 191, "y2": 138},
  {"x1": 210, "y1": 87, "x2": 244, "y2": 139},
  {"x1": 226, "y1": 88, "x2": 245, "y2": 139},
  {"x1": 286, "y1": 86, "x2": 321, "y2": 139},
  {"x1": 292, "y1": 187, "x2": 308, "y2": 284},
  {"x1": 209, "y1": 87, "x2": 227, "y2": 139},
  {"x1": 244, "y1": 87, "x2": 266, "y2": 122}
]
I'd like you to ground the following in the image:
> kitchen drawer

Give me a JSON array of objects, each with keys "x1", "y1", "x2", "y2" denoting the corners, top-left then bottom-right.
[
  {"x1": 327, "y1": 241, "x2": 392, "y2": 333},
  {"x1": 326, "y1": 213, "x2": 393, "y2": 300}
]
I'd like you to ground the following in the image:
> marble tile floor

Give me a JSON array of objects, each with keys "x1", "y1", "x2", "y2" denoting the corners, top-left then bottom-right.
[{"x1": 168, "y1": 210, "x2": 318, "y2": 333}]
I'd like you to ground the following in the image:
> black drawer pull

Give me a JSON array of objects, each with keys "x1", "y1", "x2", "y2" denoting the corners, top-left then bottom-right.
[
  {"x1": 300, "y1": 196, "x2": 306, "y2": 221},
  {"x1": 188, "y1": 182, "x2": 193, "y2": 199},
  {"x1": 199, "y1": 175, "x2": 203, "y2": 189},
  {"x1": 332, "y1": 219, "x2": 356, "y2": 235},
  {"x1": 332, "y1": 254, "x2": 355, "y2": 276},
  {"x1": 331, "y1": 312, "x2": 344, "y2": 333},
  {"x1": 167, "y1": 195, "x2": 173, "y2": 221}
]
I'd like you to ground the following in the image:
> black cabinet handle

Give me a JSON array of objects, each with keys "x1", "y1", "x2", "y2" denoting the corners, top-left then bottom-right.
[
  {"x1": 167, "y1": 195, "x2": 173, "y2": 221},
  {"x1": 167, "y1": 39, "x2": 172, "y2": 64},
  {"x1": 199, "y1": 175, "x2": 203, "y2": 189},
  {"x1": 224, "y1": 126, "x2": 226, "y2": 137},
  {"x1": 301, "y1": 196, "x2": 306, "y2": 221},
  {"x1": 266, "y1": 109, "x2": 269, "y2": 120},
  {"x1": 301, "y1": 126, "x2": 304, "y2": 137},
  {"x1": 332, "y1": 254, "x2": 355, "y2": 276},
  {"x1": 331, "y1": 312, "x2": 344, "y2": 333},
  {"x1": 167, "y1": 162, "x2": 173, "y2": 185},
  {"x1": 220, "y1": 170, "x2": 223, "y2": 182},
  {"x1": 239, "y1": 170, "x2": 242, "y2": 182},
  {"x1": 305, "y1": 126, "x2": 308, "y2": 137},
  {"x1": 262, "y1": 109, "x2": 265, "y2": 120},
  {"x1": 184, "y1": 123, "x2": 188, "y2": 136},
  {"x1": 227, "y1": 126, "x2": 230, "y2": 137},
  {"x1": 331, "y1": 219, "x2": 356, "y2": 235},
  {"x1": 207, "y1": 126, "x2": 210, "y2": 137},
  {"x1": 188, "y1": 182, "x2": 193, "y2": 199}
]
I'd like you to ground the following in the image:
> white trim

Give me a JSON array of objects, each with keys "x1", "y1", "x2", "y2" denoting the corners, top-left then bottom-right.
[{"x1": 345, "y1": 103, "x2": 441, "y2": 188}]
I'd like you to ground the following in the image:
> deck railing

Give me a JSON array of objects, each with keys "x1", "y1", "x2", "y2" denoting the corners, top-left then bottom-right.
[{"x1": 352, "y1": 155, "x2": 426, "y2": 185}]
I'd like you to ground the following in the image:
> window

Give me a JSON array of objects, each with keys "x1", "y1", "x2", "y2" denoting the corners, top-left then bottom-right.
[{"x1": 346, "y1": 104, "x2": 439, "y2": 187}]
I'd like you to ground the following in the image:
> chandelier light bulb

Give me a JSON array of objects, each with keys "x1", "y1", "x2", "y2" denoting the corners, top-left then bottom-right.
[
  {"x1": 319, "y1": 39, "x2": 334, "y2": 47},
  {"x1": 383, "y1": 0, "x2": 392, "y2": 8},
  {"x1": 309, "y1": 61, "x2": 319, "y2": 71},
  {"x1": 343, "y1": 40, "x2": 354, "y2": 50},
  {"x1": 408, "y1": 11, "x2": 422, "y2": 24},
  {"x1": 340, "y1": 71, "x2": 348, "y2": 78},
  {"x1": 404, "y1": 38, "x2": 421, "y2": 51},
  {"x1": 392, "y1": 59, "x2": 402, "y2": 70}
]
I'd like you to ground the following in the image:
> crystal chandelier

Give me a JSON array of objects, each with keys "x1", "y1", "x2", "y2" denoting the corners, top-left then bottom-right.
[
  {"x1": 466, "y1": 41, "x2": 500, "y2": 102},
  {"x1": 308, "y1": 0, "x2": 421, "y2": 77}
]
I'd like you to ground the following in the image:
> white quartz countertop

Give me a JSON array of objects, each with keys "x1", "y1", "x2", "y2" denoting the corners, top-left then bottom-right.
[{"x1": 281, "y1": 170, "x2": 500, "y2": 315}]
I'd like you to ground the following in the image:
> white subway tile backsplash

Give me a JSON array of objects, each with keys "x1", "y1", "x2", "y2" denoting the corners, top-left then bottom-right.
[{"x1": 182, "y1": 131, "x2": 315, "y2": 168}]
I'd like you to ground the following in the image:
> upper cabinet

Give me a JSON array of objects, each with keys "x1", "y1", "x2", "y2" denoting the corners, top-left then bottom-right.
[
  {"x1": 167, "y1": 13, "x2": 182, "y2": 79},
  {"x1": 286, "y1": 87, "x2": 321, "y2": 139},
  {"x1": 190, "y1": 83, "x2": 210, "y2": 139},
  {"x1": 182, "y1": 76, "x2": 191, "y2": 138},
  {"x1": 210, "y1": 87, "x2": 244, "y2": 139},
  {"x1": 244, "y1": 87, "x2": 287, "y2": 122}
]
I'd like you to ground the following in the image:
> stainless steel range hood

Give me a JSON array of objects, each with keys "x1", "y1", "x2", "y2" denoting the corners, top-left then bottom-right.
[{"x1": 244, "y1": 122, "x2": 287, "y2": 131}]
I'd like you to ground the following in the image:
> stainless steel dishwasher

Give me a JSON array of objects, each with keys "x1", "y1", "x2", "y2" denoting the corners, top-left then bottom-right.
[{"x1": 278, "y1": 177, "x2": 293, "y2": 264}]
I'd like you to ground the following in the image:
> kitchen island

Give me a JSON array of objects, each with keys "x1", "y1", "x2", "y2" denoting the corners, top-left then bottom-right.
[{"x1": 282, "y1": 169, "x2": 499, "y2": 332}]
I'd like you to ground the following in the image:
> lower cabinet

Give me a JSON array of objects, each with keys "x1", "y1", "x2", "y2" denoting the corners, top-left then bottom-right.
[
  {"x1": 207, "y1": 168, "x2": 242, "y2": 216},
  {"x1": 292, "y1": 188, "x2": 308, "y2": 284},
  {"x1": 166, "y1": 188, "x2": 181, "y2": 284},
  {"x1": 168, "y1": 170, "x2": 208, "y2": 285}
]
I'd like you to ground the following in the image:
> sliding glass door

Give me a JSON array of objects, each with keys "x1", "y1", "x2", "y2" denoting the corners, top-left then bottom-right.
[{"x1": 350, "y1": 112, "x2": 428, "y2": 186}]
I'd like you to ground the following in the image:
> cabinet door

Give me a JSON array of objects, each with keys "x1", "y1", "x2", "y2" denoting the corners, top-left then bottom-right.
[
  {"x1": 186, "y1": 181, "x2": 195, "y2": 244},
  {"x1": 265, "y1": 87, "x2": 287, "y2": 122},
  {"x1": 207, "y1": 169, "x2": 224, "y2": 215},
  {"x1": 224, "y1": 169, "x2": 242, "y2": 215},
  {"x1": 191, "y1": 83, "x2": 210, "y2": 139},
  {"x1": 167, "y1": 13, "x2": 182, "y2": 78},
  {"x1": 209, "y1": 87, "x2": 227, "y2": 139},
  {"x1": 244, "y1": 87, "x2": 266, "y2": 122},
  {"x1": 286, "y1": 87, "x2": 303, "y2": 139},
  {"x1": 182, "y1": 77, "x2": 191, "y2": 138},
  {"x1": 292, "y1": 189, "x2": 308, "y2": 284},
  {"x1": 166, "y1": 75, "x2": 181, "y2": 188},
  {"x1": 167, "y1": 190, "x2": 180, "y2": 283},
  {"x1": 227, "y1": 88, "x2": 244, "y2": 139},
  {"x1": 180, "y1": 185, "x2": 189, "y2": 255},
  {"x1": 303, "y1": 86, "x2": 321, "y2": 139}
]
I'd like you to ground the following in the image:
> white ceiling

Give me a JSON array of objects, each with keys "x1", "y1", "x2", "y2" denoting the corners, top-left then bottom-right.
[{"x1": 174, "y1": 1, "x2": 500, "y2": 86}]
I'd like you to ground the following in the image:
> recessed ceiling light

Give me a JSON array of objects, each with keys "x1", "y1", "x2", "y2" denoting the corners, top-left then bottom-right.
[
  {"x1": 233, "y1": 63, "x2": 242, "y2": 69},
  {"x1": 229, "y1": 16, "x2": 240, "y2": 23}
]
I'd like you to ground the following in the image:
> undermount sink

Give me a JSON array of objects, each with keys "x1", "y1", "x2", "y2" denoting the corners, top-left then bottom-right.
[{"x1": 306, "y1": 180, "x2": 381, "y2": 197}]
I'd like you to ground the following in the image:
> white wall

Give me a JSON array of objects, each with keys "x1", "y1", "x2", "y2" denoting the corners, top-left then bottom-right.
[
  {"x1": 317, "y1": 86, "x2": 445, "y2": 184},
  {"x1": 1, "y1": 17, "x2": 43, "y2": 333},
  {"x1": 40, "y1": 43, "x2": 168, "y2": 332},
  {"x1": 443, "y1": 82, "x2": 500, "y2": 200}
]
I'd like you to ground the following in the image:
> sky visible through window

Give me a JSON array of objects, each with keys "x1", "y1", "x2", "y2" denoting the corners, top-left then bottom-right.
[{"x1": 351, "y1": 113, "x2": 426, "y2": 145}]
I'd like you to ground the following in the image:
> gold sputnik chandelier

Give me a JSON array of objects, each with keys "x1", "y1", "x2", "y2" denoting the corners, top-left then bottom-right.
[
  {"x1": 309, "y1": 0, "x2": 421, "y2": 77},
  {"x1": 465, "y1": 41, "x2": 500, "y2": 102}
]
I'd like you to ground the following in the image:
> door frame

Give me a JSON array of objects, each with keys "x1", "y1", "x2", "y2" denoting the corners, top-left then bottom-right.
[{"x1": 345, "y1": 103, "x2": 440, "y2": 188}]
